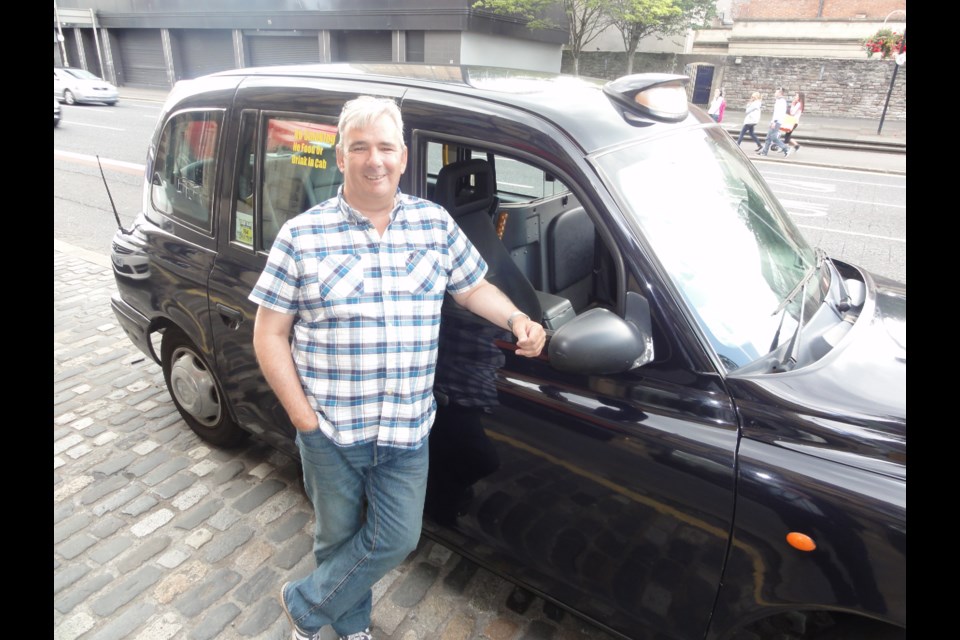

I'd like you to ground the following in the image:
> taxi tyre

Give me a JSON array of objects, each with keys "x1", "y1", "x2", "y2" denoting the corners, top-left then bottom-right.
[{"x1": 161, "y1": 326, "x2": 247, "y2": 447}]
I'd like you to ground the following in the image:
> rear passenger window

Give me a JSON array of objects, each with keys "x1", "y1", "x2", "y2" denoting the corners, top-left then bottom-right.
[
  {"x1": 261, "y1": 116, "x2": 343, "y2": 248},
  {"x1": 151, "y1": 110, "x2": 223, "y2": 231}
]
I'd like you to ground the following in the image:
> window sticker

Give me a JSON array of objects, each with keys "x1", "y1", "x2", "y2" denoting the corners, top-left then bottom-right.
[
  {"x1": 267, "y1": 120, "x2": 338, "y2": 170},
  {"x1": 235, "y1": 211, "x2": 253, "y2": 246}
]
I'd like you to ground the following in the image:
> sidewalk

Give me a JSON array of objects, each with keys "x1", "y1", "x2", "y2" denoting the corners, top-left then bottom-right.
[{"x1": 720, "y1": 108, "x2": 906, "y2": 147}]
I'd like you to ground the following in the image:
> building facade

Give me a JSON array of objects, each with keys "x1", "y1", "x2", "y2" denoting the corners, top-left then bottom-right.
[{"x1": 54, "y1": 0, "x2": 568, "y2": 88}]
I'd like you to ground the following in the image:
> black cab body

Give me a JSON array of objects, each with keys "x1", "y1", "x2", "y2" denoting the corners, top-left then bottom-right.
[{"x1": 110, "y1": 64, "x2": 905, "y2": 640}]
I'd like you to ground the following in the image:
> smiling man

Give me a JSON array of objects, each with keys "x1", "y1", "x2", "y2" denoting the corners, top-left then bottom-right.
[{"x1": 249, "y1": 95, "x2": 545, "y2": 640}]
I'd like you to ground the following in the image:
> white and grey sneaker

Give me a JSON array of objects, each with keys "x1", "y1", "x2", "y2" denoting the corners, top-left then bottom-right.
[
  {"x1": 281, "y1": 582, "x2": 319, "y2": 640},
  {"x1": 340, "y1": 629, "x2": 373, "y2": 640}
]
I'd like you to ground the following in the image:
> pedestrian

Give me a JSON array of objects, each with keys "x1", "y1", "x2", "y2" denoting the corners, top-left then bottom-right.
[
  {"x1": 736, "y1": 91, "x2": 763, "y2": 152},
  {"x1": 781, "y1": 91, "x2": 805, "y2": 155},
  {"x1": 707, "y1": 89, "x2": 726, "y2": 123},
  {"x1": 249, "y1": 95, "x2": 546, "y2": 640},
  {"x1": 758, "y1": 87, "x2": 789, "y2": 157}
]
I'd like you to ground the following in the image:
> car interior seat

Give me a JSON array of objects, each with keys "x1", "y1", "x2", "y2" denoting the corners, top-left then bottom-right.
[
  {"x1": 546, "y1": 206, "x2": 596, "y2": 312},
  {"x1": 433, "y1": 158, "x2": 543, "y2": 326}
]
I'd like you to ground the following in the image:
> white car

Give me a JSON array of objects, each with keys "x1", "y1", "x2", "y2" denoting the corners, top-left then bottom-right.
[{"x1": 54, "y1": 67, "x2": 118, "y2": 106}]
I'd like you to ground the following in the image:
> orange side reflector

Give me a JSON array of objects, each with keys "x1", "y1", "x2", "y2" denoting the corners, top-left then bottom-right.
[
  {"x1": 496, "y1": 211, "x2": 508, "y2": 240},
  {"x1": 786, "y1": 532, "x2": 816, "y2": 552}
]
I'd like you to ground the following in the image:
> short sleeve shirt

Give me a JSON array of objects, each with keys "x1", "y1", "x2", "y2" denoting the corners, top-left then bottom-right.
[{"x1": 249, "y1": 188, "x2": 488, "y2": 449}]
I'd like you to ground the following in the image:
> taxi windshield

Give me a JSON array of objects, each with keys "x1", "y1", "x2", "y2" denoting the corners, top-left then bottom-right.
[{"x1": 593, "y1": 125, "x2": 824, "y2": 370}]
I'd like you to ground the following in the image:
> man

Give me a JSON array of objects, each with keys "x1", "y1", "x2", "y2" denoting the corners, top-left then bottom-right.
[
  {"x1": 249, "y1": 95, "x2": 546, "y2": 640},
  {"x1": 758, "y1": 87, "x2": 789, "y2": 158}
]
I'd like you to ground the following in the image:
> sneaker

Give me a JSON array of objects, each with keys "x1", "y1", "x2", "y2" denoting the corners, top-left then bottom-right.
[
  {"x1": 281, "y1": 582, "x2": 318, "y2": 640},
  {"x1": 782, "y1": 149, "x2": 789, "y2": 157},
  {"x1": 340, "y1": 630, "x2": 373, "y2": 640},
  {"x1": 755, "y1": 146, "x2": 763, "y2": 152}
]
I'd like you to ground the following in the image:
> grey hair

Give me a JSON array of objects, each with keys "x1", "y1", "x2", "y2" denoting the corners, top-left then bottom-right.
[{"x1": 337, "y1": 96, "x2": 405, "y2": 150}]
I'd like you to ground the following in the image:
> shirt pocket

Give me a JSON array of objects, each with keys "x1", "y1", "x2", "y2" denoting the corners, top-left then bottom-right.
[
  {"x1": 405, "y1": 249, "x2": 445, "y2": 296},
  {"x1": 310, "y1": 253, "x2": 365, "y2": 301}
]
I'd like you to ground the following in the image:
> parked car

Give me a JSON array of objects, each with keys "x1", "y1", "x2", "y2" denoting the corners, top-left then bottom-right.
[
  {"x1": 109, "y1": 64, "x2": 905, "y2": 640},
  {"x1": 53, "y1": 67, "x2": 118, "y2": 105},
  {"x1": 54, "y1": 98, "x2": 61, "y2": 126}
]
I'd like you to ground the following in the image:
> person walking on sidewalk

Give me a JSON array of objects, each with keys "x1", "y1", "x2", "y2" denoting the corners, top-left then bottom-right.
[
  {"x1": 781, "y1": 91, "x2": 805, "y2": 155},
  {"x1": 759, "y1": 88, "x2": 789, "y2": 157},
  {"x1": 736, "y1": 91, "x2": 763, "y2": 152},
  {"x1": 707, "y1": 89, "x2": 726, "y2": 123},
  {"x1": 249, "y1": 95, "x2": 546, "y2": 640}
]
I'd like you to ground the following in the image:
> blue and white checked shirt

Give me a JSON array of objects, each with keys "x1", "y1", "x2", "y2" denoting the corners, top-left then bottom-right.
[{"x1": 249, "y1": 188, "x2": 488, "y2": 449}]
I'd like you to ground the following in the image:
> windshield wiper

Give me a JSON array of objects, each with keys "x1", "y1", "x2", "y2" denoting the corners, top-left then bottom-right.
[{"x1": 768, "y1": 248, "x2": 825, "y2": 370}]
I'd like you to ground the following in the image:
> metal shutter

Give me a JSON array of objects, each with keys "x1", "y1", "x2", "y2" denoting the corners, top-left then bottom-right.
[
  {"x1": 177, "y1": 30, "x2": 236, "y2": 79},
  {"x1": 247, "y1": 35, "x2": 320, "y2": 67},
  {"x1": 114, "y1": 29, "x2": 167, "y2": 88},
  {"x1": 336, "y1": 31, "x2": 392, "y2": 62}
]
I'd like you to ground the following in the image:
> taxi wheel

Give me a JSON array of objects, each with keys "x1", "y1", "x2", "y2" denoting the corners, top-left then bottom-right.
[
  {"x1": 64, "y1": 90, "x2": 76, "y2": 105},
  {"x1": 161, "y1": 327, "x2": 247, "y2": 447}
]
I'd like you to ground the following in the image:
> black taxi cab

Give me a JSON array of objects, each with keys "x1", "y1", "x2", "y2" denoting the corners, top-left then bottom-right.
[{"x1": 110, "y1": 64, "x2": 905, "y2": 640}]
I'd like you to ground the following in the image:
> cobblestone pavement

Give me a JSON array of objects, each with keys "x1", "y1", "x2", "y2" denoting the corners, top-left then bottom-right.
[{"x1": 54, "y1": 242, "x2": 620, "y2": 640}]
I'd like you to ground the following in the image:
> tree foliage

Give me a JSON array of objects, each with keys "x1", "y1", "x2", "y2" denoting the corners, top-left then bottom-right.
[
  {"x1": 474, "y1": 0, "x2": 714, "y2": 75},
  {"x1": 474, "y1": 0, "x2": 614, "y2": 75},
  {"x1": 609, "y1": 0, "x2": 714, "y2": 74}
]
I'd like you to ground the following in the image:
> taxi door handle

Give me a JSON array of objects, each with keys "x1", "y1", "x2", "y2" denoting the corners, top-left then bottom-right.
[{"x1": 216, "y1": 303, "x2": 243, "y2": 330}]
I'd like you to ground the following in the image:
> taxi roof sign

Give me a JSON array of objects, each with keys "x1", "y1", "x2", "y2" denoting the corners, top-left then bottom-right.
[{"x1": 603, "y1": 73, "x2": 690, "y2": 124}]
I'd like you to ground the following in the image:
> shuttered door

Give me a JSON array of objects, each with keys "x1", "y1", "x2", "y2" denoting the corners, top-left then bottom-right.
[
  {"x1": 178, "y1": 30, "x2": 236, "y2": 79},
  {"x1": 336, "y1": 31, "x2": 392, "y2": 62},
  {"x1": 65, "y1": 30, "x2": 82, "y2": 68},
  {"x1": 81, "y1": 29, "x2": 103, "y2": 77},
  {"x1": 247, "y1": 35, "x2": 320, "y2": 67},
  {"x1": 114, "y1": 29, "x2": 167, "y2": 87}
]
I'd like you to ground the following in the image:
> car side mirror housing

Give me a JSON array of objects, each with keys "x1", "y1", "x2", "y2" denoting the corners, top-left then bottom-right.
[{"x1": 548, "y1": 292, "x2": 654, "y2": 375}]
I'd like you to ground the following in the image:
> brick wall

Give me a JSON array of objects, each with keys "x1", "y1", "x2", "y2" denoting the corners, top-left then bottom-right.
[
  {"x1": 564, "y1": 51, "x2": 906, "y2": 120},
  {"x1": 733, "y1": 0, "x2": 905, "y2": 20}
]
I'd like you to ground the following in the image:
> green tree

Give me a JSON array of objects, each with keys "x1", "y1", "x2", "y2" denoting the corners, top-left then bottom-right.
[
  {"x1": 609, "y1": 0, "x2": 714, "y2": 74},
  {"x1": 473, "y1": 0, "x2": 614, "y2": 75}
]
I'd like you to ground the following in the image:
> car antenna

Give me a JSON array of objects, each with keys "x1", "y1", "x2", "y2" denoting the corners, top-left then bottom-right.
[{"x1": 96, "y1": 155, "x2": 128, "y2": 234}]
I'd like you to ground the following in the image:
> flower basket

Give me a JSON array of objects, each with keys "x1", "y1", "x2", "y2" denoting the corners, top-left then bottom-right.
[{"x1": 862, "y1": 28, "x2": 905, "y2": 60}]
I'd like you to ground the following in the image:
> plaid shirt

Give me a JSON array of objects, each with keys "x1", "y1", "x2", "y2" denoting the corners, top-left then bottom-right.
[{"x1": 249, "y1": 188, "x2": 487, "y2": 449}]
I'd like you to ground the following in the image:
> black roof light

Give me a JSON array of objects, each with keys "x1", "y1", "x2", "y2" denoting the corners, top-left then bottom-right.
[{"x1": 603, "y1": 73, "x2": 690, "y2": 125}]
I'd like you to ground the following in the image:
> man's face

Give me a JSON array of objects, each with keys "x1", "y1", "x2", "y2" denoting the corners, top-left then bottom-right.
[{"x1": 336, "y1": 113, "x2": 408, "y2": 212}]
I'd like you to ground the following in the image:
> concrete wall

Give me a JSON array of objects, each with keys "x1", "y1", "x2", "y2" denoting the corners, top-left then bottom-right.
[
  {"x1": 563, "y1": 51, "x2": 905, "y2": 120},
  {"x1": 694, "y1": 20, "x2": 907, "y2": 59},
  {"x1": 461, "y1": 32, "x2": 562, "y2": 72}
]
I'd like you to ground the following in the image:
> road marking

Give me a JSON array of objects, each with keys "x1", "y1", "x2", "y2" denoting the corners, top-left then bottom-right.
[
  {"x1": 58, "y1": 121, "x2": 126, "y2": 131},
  {"x1": 780, "y1": 199, "x2": 829, "y2": 217},
  {"x1": 55, "y1": 150, "x2": 145, "y2": 175},
  {"x1": 779, "y1": 192, "x2": 906, "y2": 209},
  {"x1": 796, "y1": 224, "x2": 905, "y2": 243},
  {"x1": 764, "y1": 178, "x2": 836, "y2": 193}
]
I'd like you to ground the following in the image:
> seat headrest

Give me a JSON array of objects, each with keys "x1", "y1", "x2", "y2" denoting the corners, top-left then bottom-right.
[{"x1": 434, "y1": 159, "x2": 496, "y2": 219}]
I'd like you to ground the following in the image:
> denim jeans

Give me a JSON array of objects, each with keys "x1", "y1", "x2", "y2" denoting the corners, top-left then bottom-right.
[
  {"x1": 283, "y1": 428, "x2": 429, "y2": 636},
  {"x1": 736, "y1": 123, "x2": 760, "y2": 147},
  {"x1": 761, "y1": 122, "x2": 785, "y2": 155}
]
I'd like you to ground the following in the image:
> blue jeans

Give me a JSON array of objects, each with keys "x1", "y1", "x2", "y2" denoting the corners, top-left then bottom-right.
[
  {"x1": 736, "y1": 123, "x2": 760, "y2": 147},
  {"x1": 283, "y1": 429, "x2": 429, "y2": 636},
  {"x1": 761, "y1": 122, "x2": 785, "y2": 155}
]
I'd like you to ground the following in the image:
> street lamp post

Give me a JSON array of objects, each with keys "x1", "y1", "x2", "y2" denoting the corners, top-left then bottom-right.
[{"x1": 877, "y1": 10, "x2": 906, "y2": 135}]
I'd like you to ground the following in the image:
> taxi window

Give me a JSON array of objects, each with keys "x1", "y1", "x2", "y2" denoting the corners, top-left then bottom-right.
[
  {"x1": 261, "y1": 116, "x2": 342, "y2": 249},
  {"x1": 426, "y1": 143, "x2": 568, "y2": 203},
  {"x1": 151, "y1": 111, "x2": 223, "y2": 231}
]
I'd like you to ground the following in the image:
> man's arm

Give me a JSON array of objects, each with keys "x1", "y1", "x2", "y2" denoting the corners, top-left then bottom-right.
[
  {"x1": 252, "y1": 306, "x2": 319, "y2": 432},
  {"x1": 451, "y1": 279, "x2": 546, "y2": 358}
]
